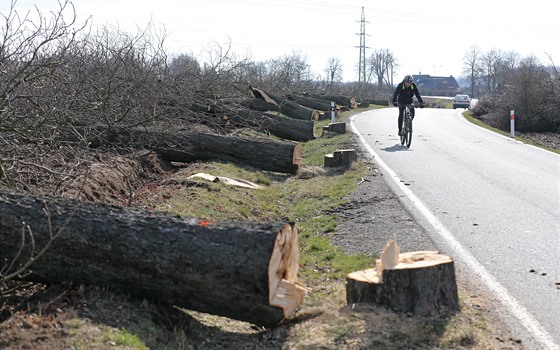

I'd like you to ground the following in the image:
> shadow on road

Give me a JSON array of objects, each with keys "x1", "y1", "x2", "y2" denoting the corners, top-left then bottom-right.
[{"x1": 381, "y1": 143, "x2": 413, "y2": 152}]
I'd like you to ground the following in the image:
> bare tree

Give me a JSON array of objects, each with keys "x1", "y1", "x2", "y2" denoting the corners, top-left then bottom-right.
[
  {"x1": 367, "y1": 49, "x2": 397, "y2": 91},
  {"x1": 503, "y1": 50, "x2": 521, "y2": 70},
  {"x1": 479, "y1": 48, "x2": 505, "y2": 94},
  {"x1": 0, "y1": 0, "x2": 89, "y2": 192},
  {"x1": 266, "y1": 50, "x2": 311, "y2": 92},
  {"x1": 324, "y1": 57, "x2": 343, "y2": 84},
  {"x1": 463, "y1": 45, "x2": 481, "y2": 97}
]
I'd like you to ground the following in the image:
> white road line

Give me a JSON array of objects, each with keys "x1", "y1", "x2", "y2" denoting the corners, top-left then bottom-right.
[{"x1": 350, "y1": 114, "x2": 559, "y2": 350}]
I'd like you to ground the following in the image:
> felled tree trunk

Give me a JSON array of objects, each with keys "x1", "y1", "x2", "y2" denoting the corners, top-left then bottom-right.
[
  {"x1": 241, "y1": 98, "x2": 280, "y2": 112},
  {"x1": 84, "y1": 128, "x2": 302, "y2": 174},
  {"x1": 320, "y1": 95, "x2": 358, "y2": 109},
  {"x1": 238, "y1": 109, "x2": 315, "y2": 141},
  {"x1": 346, "y1": 251, "x2": 459, "y2": 316},
  {"x1": 214, "y1": 107, "x2": 315, "y2": 142},
  {"x1": 0, "y1": 191, "x2": 306, "y2": 327},
  {"x1": 249, "y1": 85, "x2": 319, "y2": 121},
  {"x1": 286, "y1": 94, "x2": 334, "y2": 111}
]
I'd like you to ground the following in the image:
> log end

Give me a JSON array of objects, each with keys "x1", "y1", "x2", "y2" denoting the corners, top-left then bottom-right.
[
  {"x1": 268, "y1": 223, "x2": 306, "y2": 317},
  {"x1": 292, "y1": 143, "x2": 303, "y2": 171}
]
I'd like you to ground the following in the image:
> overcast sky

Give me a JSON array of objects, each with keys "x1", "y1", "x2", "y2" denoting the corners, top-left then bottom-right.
[{"x1": 5, "y1": 0, "x2": 560, "y2": 82}]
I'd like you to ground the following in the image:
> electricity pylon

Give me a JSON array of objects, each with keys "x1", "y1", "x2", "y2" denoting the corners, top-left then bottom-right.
[{"x1": 357, "y1": 6, "x2": 369, "y2": 83}]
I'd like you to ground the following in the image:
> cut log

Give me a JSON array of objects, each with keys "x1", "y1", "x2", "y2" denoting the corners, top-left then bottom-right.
[
  {"x1": 181, "y1": 102, "x2": 314, "y2": 142},
  {"x1": 279, "y1": 100, "x2": 319, "y2": 121},
  {"x1": 241, "y1": 98, "x2": 280, "y2": 112},
  {"x1": 361, "y1": 98, "x2": 391, "y2": 106},
  {"x1": 0, "y1": 190, "x2": 306, "y2": 327},
  {"x1": 82, "y1": 128, "x2": 302, "y2": 174},
  {"x1": 226, "y1": 108, "x2": 316, "y2": 142},
  {"x1": 249, "y1": 85, "x2": 319, "y2": 121},
  {"x1": 320, "y1": 95, "x2": 358, "y2": 109},
  {"x1": 346, "y1": 251, "x2": 459, "y2": 316},
  {"x1": 286, "y1": 94, "x2": 334, "y2": 111}
]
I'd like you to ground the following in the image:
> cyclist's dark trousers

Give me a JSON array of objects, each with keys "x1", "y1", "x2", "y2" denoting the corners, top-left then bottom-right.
[{"x1": 397, "y1": 105, "x2": 415, "y2": 132}]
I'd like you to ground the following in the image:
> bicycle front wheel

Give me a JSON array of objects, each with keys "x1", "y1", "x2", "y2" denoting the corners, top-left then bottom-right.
[
  {"x1": 405, "y1": 129, "x2": 412, "y2": 148},
  {"x1": 404, "y1": 117, "x2": 412, "y2": 148}
]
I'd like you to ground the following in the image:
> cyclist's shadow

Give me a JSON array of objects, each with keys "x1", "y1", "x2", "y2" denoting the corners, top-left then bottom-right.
[{"x1": 381, "y1": 143, "x2": 412, "y2": 152}]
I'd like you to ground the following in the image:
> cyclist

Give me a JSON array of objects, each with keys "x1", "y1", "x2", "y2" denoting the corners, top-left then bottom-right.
[{"x1": 392, "y1": 75, "x2": 424, "y2": 136}]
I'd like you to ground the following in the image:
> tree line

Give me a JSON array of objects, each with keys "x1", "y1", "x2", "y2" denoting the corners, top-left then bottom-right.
[{"x1": 464, "y1": 45, "x2": 559, "y2": 132}]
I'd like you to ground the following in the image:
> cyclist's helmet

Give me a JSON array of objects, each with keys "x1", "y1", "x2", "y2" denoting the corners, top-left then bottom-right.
[{"x1": 403, "y1": 75, "x2": 414, "y2": 83}]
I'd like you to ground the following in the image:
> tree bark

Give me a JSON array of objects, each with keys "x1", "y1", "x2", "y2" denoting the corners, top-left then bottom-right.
[
  {"x1": 0, "y1": 190, "x2": 306, "y2": 327},
  {"x1": 320, "y1": 95, "x2": 358, "y2": 109},
  {"x1": 346, "y1": 251, "x2": 459, "y2": 316},
  {"x1": 241, "y1": 98, "x2": 280, "y2": 112},
  {"x1": 249, "y1": 85, "x2": 319, "y2": 121},
  {"x1": 286, "y1": 94, "x2": 334, "y2": 111},
  {"x1": 84, "y1": 128, "x2": 302, "y2": 174},
  {"x1": 216, "y1": 107, "x2": 315, "y2": 142}
]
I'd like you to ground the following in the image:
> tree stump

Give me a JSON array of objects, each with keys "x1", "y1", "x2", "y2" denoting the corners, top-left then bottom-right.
[
  {"x1": 346, "y1": 251, "x2": 459, "y2": 316},
  {"x1": 324, "y1": 149, "x2": 357, "y2": 168},
  {"x1": 327, "y1": 122, "x2": 346, "y2": 134}
]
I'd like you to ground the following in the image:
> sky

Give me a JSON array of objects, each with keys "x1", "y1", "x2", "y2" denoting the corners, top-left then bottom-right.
[{"x1": 3, "y1": 0, "x2": 560, "y2": 82}]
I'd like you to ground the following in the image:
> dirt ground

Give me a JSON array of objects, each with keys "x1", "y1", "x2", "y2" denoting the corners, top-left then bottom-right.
[{"x1": 1, "y1": 130, "x2": 557, "y2": 349}]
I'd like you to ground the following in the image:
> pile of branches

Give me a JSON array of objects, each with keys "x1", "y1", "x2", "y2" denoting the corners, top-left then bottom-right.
[{"x1": 0, "y1": 1, "x2": 369, "y2": 197}]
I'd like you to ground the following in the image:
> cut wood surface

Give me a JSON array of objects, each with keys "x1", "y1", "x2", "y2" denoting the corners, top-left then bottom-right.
[
  {"x1": 346, "y1": 251, "x2": 459, "y2": 316},
  {"x1": 83, "y1": 128, "x2": 302, "y2": 174},
  {"x1": 0, "y1": 190, "x2": 306, "y2": 327}
]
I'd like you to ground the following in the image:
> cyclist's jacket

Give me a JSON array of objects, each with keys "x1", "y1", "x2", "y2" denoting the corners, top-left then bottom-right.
[{"x1": 392, "y1": 82, "x2": 424, "y2": 105}]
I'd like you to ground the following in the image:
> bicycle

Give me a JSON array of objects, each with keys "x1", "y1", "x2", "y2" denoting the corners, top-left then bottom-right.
[{"x1": 399, "y1": 104, "x2": 414, "y2": 148}]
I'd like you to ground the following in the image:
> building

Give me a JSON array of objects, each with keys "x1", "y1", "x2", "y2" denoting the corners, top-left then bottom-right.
[{"x1": 414, "y1": 74, "x2": 459, "y2": 97}]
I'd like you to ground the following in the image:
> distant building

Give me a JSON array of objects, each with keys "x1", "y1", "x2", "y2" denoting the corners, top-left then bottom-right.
[{"x1": 414, "y1": 74, "x2": 459, "y2": 96}]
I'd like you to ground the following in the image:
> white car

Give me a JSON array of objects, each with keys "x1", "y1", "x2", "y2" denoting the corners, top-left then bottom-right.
[{"x1": 452, "y1": 94, "x2": 471, "y2": 109}]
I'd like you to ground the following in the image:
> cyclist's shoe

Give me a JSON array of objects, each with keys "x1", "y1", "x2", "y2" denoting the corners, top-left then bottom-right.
[{"x1": 398, "y1": 130, "x2": 403, "y2": 136}]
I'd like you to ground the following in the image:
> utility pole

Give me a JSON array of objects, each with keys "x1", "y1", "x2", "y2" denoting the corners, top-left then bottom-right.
[{"x1": 357, "y1": 6, "x2": 368, "y2": 83}]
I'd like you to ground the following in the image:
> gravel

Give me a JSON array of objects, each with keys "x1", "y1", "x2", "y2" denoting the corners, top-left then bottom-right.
[{"x1": 329, "y1": 137, "x2": 438, "y2": 257}]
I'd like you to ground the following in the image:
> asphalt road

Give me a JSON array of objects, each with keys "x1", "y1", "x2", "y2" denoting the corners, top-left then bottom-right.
[{"x1": 350, "y1": 107, "x2": 560, "y2": 350}]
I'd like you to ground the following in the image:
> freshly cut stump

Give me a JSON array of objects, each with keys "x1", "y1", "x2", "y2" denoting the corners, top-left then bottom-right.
[{"x1": 346, "y1": 251, "x2": 459, "y2": 316}]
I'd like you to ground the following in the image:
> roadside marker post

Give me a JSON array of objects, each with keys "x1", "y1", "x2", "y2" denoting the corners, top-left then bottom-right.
[
  {"x1": 331, "y1": 102, "x2": 336, "y2": 123},
  {"x1": 510, "y1": 110, "x2": 515, "y2": 137}
]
